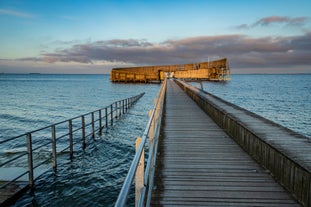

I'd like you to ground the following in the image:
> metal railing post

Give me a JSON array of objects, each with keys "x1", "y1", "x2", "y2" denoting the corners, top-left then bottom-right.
[
  {"x1": 122, "y1": 99, "x2": 125, "y2": 114},
  {"x1": 51, "y1": 125, "x2": 57, "y2": 171},
  {"x1": 105, "y1": 107, "x2": 108, "y2": 128},
  {"x1": 99, "y1": 110, "x2": 102, "y2": 135},
  {"x1": 26, "y1": 133, "x2": 34, "y2": 188},
  {"x1": 148, "y1": 109, "x2": 155, "y2": 146},
  {"x1": 119, "y1": 101, "x2": 122, "y2": 117},
  {"x1": 69, "y1": 119, "x2": 73, "y2": 160},
  {"x1": 110, "y1": 104, "x2": 113, "y2": 126},
  {"x1": 115, "y1": 102, "x2": 118, "y2": 119},
  {"x1": 135, "y1": 137, "x2": 144, "y2": 207},
  {"x1": 125, "y1": 99, "x2": 128, "y2": 112},
  {"x1": 91, "y1": 112, "x2": 95, "y2": 139},
  {"x1": 82, "y1": 115, "x2": 86, "y2": 149}
]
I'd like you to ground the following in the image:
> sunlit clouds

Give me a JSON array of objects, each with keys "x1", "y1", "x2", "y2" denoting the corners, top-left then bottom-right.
[{"x1": 11, "y1": 32, "x2": 311, "y2": 72}]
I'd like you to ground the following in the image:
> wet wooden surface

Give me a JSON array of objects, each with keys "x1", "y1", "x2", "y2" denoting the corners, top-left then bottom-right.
[{"x1": 151, "y1": 80, "x2": 299, "y2": 206}]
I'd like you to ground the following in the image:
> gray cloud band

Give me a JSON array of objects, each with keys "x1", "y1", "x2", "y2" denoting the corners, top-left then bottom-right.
[{"x1": 18, "y1": 32, "x2": 311, "y2": 69}]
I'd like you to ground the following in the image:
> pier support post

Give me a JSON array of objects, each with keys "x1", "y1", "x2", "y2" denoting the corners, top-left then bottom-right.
[{"x1": 135, "y1": 137, "x2": 144, "y2": 207}]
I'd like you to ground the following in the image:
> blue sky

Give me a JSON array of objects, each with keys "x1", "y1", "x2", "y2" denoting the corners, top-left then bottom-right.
[{"x1": 0, "y1": 0, "x2": 311, "y2": 73}]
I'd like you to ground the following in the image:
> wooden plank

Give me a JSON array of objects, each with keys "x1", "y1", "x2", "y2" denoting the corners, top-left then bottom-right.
[{"x1": 151, "y1": 80, "x2": 299, "y2": 206}]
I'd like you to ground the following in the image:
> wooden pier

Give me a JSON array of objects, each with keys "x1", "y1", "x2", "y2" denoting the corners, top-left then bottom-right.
[
  {"x1": 116, "y1": 78, "x2": 311, "y2": 206},
  {"x1": 150, "y1": 80, "x2": 299, "y2": 206}
]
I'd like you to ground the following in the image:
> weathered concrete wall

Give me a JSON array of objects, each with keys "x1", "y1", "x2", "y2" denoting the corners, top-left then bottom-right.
[
  {"x1": 175, "y1": 79, "x2": 311, "y2": 207},
  {"x1": 110, "y1": 58, "x2": 230, "y2": 83}
]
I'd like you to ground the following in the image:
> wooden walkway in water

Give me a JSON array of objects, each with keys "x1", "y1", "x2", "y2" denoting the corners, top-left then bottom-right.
[{"x1": 151, "y1": 80, "x2": 299, "y2": 206}]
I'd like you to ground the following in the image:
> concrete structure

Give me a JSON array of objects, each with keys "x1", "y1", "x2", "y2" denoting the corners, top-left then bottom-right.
[{"x1": 110, "y1": 58, "x2": 230, "y2": 83}]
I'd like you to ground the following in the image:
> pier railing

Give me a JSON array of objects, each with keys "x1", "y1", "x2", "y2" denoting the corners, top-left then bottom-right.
[
  {"x1": 0, "y1": 93, "x2": 144, "y2": 194},
  {"x1": 115, "y1": 79, "x2": 167, "y2": 207}
]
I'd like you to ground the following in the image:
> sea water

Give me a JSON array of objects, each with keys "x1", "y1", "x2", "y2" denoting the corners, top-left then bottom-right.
[
  {"x1": 0, "y1": 73, "x2": 310, "y2": 206},
  {"x1": 200, "y1": 74, "x2": 311, "y2": 138}
]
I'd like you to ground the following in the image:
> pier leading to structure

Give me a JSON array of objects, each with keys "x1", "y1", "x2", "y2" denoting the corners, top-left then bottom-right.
[
  {"x1": 110, "y1": 58, "x2": 230, "y2": 83},
  {"x1": 116, "y1": 78, "x2": 311, "y2": 207},
  {"x1": 151, "y1": 79, "x2": 299, "y2": 206}
]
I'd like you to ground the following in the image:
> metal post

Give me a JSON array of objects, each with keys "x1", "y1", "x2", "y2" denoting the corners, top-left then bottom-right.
[
  {"x1": 122, "y1": 100, "x2": 125, "y2": 114},
  {"x1": 69, "y1": 119, "x2": 73, "y2": 160},
  {"x1": 26, "y1": 133, "x2": 34, "y2": 188},
  {"x1": 110, "y1": 104, "x2": 113, "y2": 126},
  {"x1": 82, "y1": 115, "x2": 86, "y2": 149},
  {"x1": 51, "y1": 125, "x2": 57, "y2": 171},
  {"x1": 125, "y1": 99, "x2": 128, "y2": 112},
  {"x1": 91, "y1": 112, "x2": 95, "y2": 139},
  {"x1": 99, "y1": 110, "x2": 102, "y2": 135},
  {"x1": 115, "y1": 102, "x2": 118, "y2": 119},
  {"x1": 148, "y1": 109, "x2": 155, "y2": 147},
  {"x1": 105, "y1": 107, "x2": 108, "y2": 128},
  {"x1": 119, "y1": 101, "x2": 122, "y2": 117},
  {"x1": 135, "y1": 137, "x2": 144, "y2": 207}
]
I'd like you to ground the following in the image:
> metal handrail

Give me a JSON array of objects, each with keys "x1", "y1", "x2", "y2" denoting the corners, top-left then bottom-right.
[
  {"x1": 115, "y1": 79, "x2": 167, "y2": 207},
  {"x1": 0, "y1": 93, "x2": 145, "y2": 192}
]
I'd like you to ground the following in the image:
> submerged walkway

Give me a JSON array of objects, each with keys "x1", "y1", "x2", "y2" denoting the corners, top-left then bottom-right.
[{"x1": 151, "y1": 80, "x2": 299, "y2": 206}]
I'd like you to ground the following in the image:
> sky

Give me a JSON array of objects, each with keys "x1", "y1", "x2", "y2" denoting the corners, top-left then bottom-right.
[{"x1": 0, "y1": 0, "x2": 311, "y2": 74}]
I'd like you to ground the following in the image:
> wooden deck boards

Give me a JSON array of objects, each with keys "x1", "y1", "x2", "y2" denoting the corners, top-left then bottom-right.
[{"x1": 151, "y1": 80, "x2": 299, "y2": 206}]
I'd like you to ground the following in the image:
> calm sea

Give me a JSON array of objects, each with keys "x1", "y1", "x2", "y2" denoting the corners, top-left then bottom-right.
[{"x1": 0, "y1": 73, "x2": 310, "y2": 206}]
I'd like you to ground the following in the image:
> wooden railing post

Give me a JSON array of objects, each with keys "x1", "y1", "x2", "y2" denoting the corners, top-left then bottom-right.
[
  {"x1": 81, "y1": 115, "x2": 86, "y2": 149},
  {"x1": 51, "y1": 125, "x2": 57, "y2": 171},
  {"x1": 69, "y1": 119, "x2": 73, "y2": 160},
  {"x1": 26, "y1": 133, "x2": 34, "y2": 188},
  {"x1": 135, "y1": 137, "x2": 144, "y2": 207}
]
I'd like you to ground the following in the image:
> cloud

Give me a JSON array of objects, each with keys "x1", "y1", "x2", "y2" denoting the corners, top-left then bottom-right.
[
  {"x1": 12, "y1": 32, "x2": 311, "y2": 73},
  {"x1": 235, "y1": 16, "x2": 308, "y2": 29},
  {"x1": 0, "y1": 9, "x2": 33, "y2": 18},
  {"x1": 254, "y1": 16, "x2": 308, "y2": 26}
]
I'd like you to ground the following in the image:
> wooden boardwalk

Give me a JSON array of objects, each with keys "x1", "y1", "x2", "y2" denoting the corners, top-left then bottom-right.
[{"x1": 151, "y1": 80, "x2": 299, "y2": 206}]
